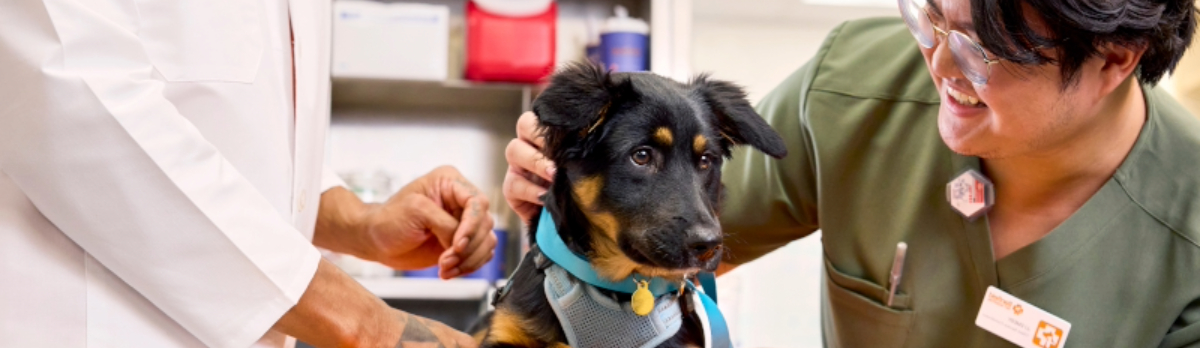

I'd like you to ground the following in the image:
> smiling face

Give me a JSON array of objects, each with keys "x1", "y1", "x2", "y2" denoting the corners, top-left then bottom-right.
[
  {"x1": 921, "y1": 0, "x2": 1115, "y2": 159},
  {"x1": 532, "y1": 64, "x2": 786, "y2": 281}
]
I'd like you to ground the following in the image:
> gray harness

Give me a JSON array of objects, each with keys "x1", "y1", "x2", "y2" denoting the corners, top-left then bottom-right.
[{"x1": 542, "y1": 263, "x2": 685, "y2": 348}]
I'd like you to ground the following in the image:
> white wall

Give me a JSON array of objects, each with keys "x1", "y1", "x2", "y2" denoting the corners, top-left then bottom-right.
[{"x1": 692, "y1": 1, "x2": 896, "y2": 347}]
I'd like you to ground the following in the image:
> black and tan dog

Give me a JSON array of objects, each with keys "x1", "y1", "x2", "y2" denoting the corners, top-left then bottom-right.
[{"x1": 475, "y1": 63, "x2": 787, "y2": 348}]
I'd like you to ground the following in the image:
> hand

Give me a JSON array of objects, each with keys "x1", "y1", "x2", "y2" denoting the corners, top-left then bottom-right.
[
  {"x1": 389, "y1": 310, "x2": 479, "y2": 348},
  {"x1": 362, "y1": 166, "x2": 497, "y2": 279},
  {"x1": 503, "y1": 112, "x2": 556, "y2": 224}
]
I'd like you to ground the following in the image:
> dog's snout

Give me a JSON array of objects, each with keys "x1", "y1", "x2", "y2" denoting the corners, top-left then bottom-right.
[
  {"x1": 671, "y1": 214, "x2": 723, "y2": 263},
  {"x1": 687, "y1": 237, "x2": 723, "y2": 262}
]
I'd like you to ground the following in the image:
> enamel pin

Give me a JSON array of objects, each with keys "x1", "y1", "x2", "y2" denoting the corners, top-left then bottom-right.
[{"x1": 947, "y1": 169, "x2": 994, "y2": 221}]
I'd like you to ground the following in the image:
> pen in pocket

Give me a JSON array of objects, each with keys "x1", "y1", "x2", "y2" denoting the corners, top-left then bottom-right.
[{"x1": 887, "y1": 241, "x2": 908, "y2": 308}]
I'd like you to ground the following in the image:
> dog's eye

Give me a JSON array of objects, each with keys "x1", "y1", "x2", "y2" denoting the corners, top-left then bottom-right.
[
  {"x1": 699, "y1": 155, "x2": 713, "y2": 170},
  {"x1": 631, "y1": 148, "x2": 653, "y2": 166}
]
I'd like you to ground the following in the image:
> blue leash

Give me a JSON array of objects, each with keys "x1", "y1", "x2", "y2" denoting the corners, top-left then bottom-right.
[{"x1": 535, "y1": 208, "x2": 733, "y2": 348}]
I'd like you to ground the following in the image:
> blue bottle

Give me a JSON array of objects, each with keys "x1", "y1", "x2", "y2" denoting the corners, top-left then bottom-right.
[{"x1": 600, "y1": 5, "x2": 649, "y2": 72}]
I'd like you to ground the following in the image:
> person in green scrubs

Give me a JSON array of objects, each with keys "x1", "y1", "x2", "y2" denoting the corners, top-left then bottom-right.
[{"x1": 502, "y1": 0, "x2": 1200, "y2": 346}]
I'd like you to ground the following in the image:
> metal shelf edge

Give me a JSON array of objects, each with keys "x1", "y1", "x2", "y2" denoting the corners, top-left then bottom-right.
[{"x1": 355, "y1": 277, "x2": 493, "y2": 300}]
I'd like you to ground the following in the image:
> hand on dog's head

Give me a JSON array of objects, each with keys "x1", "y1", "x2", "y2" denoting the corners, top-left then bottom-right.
[{"x1": 531, "y1": 63, "x2": 786, "y2": 282}]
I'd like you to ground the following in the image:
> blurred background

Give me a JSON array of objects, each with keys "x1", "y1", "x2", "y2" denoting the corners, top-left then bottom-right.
[{"x1": 319, "y1": 1, "x2": 1200, "y2": 347}]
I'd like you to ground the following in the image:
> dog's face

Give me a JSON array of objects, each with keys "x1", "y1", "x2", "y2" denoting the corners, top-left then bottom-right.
[{"x1": 533, "y1": 64, "x2": 787, "y2": 281}]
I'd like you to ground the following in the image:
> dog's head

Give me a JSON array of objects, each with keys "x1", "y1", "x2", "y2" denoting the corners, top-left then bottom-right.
[{"x1": 532, "y1": 63, "x2": 787, "y2": 282}]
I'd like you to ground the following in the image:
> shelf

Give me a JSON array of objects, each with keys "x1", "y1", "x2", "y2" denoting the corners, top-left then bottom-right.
[
  {"x1": 334, "y1": 76, "x2": 536, "y2": 91},
  {"x1": 356, "y1": 277, "x2": 496, "y2": 300},
  {"x1": 331, "y1": 77, "x2": 534, "y2": 114}
]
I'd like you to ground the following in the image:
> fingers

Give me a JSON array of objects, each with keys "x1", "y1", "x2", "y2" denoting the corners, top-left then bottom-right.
[
  {"x1": 514, "y1": 111, "x2": 555, "y2": 180},
  {"x1": 503, "y1": 165, "x2": 547, "y2": 215},
  {"x1": 381, "y1": 238, "x2": 442, "y2": 271},
  {"x1": 456, "y1": 227, "x2": 497, "y2": 276},
  {"x1": 430, "y1": 166, "x2": 483, "y2": 209},
  {"x1": 505, "y1": 137, "x2": 556, "y2": 182},
  {"x1": 450, "y1": 194, "x2": 488, "y2": 252},
  {"x1": 439, "y1": 197, "x2": 490, "y2": 279},
  {"x1": 503, "y1": 113, "x2": 554, "y2": 222},
  {"x1": 516, "y1": 111, "x2": 545, "y2": 148},
  {"x1": 423, "y1": 168, "x2": 494, "y2": 278},
  {"x1": 403, "y1": 194, "x2": 459, "y2": 249},
  {"x1": 458, "y1": 209, "x2": 493, "y2": 255}
]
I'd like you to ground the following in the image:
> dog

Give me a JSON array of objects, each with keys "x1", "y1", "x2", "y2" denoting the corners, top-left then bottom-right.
[{"x1": 474, "y1": 63, "x2": 787, "y2": 348}]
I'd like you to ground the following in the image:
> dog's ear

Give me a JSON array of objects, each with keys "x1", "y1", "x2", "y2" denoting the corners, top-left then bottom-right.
[
  {"x1": 692, "y1": 75, "x2": 788, "y2": 159},
  {"x1": 532, "y1": 63, "x2": 633, "y2": 162}
]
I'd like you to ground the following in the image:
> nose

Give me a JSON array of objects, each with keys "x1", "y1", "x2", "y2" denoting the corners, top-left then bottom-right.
[
  {"x1": 929, "y1": 35, "x2": 966, "y2": 81},
  {"x1": 686, "y1": 235, "x2": 723, "y2": 262}
]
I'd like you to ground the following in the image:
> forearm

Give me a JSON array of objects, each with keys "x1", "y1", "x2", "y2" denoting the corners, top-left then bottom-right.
[
  {"x1": 314, "y1": 187, "x2": 374, "y2": 257},
  {"x1": 274, "y1": 260, "x2": 473, "y2": 348},
  {"x1": 272, "y1": 259, "x2": 400, "y2": 348}
]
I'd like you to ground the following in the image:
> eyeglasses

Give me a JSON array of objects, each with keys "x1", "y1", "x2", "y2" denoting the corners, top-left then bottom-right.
[{"x1": 898, "y1": 0, "x2": 1000, "y2": 85}]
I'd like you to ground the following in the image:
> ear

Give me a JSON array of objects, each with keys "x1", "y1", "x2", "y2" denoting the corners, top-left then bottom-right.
[
  {"x1": 532, "y1": 62, "x2": 633, "y2": 162},
  {"x1": 1097, "y1": 42, "x2": 1145, "y2": 96},
  {"x1": 692, "y1": 75, "x2": 788, "y2": 158}
]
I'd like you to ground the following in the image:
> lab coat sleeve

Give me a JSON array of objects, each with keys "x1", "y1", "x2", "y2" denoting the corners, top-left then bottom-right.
[
  {"x1": 718, "y1": 23, "x2": 846, "y2": 265},
  {"x1": 322, "y1": 165, "x2": 348, "y2": 193},
  {"x1": 0, "y1": 1, "x2": 319, "y2": 348}
]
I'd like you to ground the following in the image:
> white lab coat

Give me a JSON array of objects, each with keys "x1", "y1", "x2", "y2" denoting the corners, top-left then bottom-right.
[{"x1": 0, "y1": 0, "x2": 339, "y2": 347}]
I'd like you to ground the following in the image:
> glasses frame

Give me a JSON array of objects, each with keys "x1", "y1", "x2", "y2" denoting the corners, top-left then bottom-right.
[{"x1": 902, "y1": 0, "x2": 1002, "y2": 85}]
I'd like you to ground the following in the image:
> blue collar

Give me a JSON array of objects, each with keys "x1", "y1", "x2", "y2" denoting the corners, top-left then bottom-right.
[{"x1": 535, "y1": 208, "x2": 681, "y2": 296}]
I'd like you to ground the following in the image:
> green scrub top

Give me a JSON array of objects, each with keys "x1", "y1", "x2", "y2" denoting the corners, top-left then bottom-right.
[{"x1": 720, "y1": 18, "x2": 1200, "y2": 347}]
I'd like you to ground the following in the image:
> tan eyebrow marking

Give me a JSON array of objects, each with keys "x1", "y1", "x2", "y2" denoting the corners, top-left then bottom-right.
[
  {"x1": 693, "y1": 135, "x2": 709, "y2": 155},
  {"x1": 654, "y1": 127, "x2": 674, "y2": 146}
]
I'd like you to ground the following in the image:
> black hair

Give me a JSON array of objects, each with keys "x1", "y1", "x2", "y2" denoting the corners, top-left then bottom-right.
[{"x1": 973, "y1": 0, "x2": 1197, "y2": 86}]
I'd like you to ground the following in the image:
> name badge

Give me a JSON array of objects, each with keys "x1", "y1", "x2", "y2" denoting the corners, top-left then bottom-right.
[{"x1": 975, "y1": 286, "x2": 1071, "y2": 348}]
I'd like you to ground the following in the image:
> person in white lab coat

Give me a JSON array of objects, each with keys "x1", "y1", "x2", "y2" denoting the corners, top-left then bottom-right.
[{"x1": 0, "y1": 1, "x2": 493, "y2": 348}]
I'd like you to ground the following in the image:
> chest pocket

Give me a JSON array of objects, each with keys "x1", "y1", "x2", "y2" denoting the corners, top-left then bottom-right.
[
  {"x1": 824, "y1": 259, "x2": 915, "y2": 348},
  {"x1": 134, "y1": 0, "x2": 263, "y2": 83}
]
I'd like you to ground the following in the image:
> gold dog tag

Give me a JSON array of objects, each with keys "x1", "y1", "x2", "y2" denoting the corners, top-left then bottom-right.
[{"x1": 631, "y1": 280, "x2": 654, "y2": 316}]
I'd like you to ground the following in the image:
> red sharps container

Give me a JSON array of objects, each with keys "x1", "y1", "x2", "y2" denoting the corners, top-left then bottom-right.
[{"x1": 464, "y1": 0, "x2": 557, "y2": 83}]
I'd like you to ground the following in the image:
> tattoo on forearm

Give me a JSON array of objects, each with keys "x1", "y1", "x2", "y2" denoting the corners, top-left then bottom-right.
[{"x1": 394, "y1": 312, "x2": 457, "y2": 348}]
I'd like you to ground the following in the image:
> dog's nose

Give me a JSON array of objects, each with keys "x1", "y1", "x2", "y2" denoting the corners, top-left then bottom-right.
[{"x1": 688, "y1": 238, "x2": 723, "y2": 262}]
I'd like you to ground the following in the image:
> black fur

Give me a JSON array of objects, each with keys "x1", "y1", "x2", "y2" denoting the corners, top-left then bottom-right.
[{"x1": 477, "y1": 63, "x2": 786, "y2": 348}]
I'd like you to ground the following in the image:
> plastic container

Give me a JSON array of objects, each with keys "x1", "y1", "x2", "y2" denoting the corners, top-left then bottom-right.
[
  {"x1": 332, "y1": 1, "x2": 449, "y2": 80},
  {"x1": 599, "y1": 5, "x2": 649, "y2": 72},
  {"x1": 464, "y1": 0, "x2": 557, "y2": 83}
]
